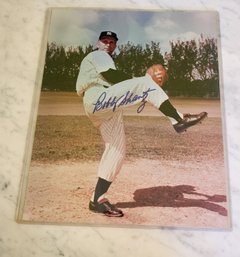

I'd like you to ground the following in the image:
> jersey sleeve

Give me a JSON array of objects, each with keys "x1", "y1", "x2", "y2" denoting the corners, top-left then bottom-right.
[
  {"x1": 76, "y1": 51, "x2": 116, "y2": 94},
  {"x1": 92, "y1": 51, "x2": 116, "y2": 73}
]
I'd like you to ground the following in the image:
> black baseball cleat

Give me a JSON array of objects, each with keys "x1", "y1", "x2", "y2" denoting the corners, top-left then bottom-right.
[
  {"x1": 173, "y1": 112, "x2": 208, "y2": 133},
  {"x1": 89, "y1": 199, "x2": 124, "y2": 217}
]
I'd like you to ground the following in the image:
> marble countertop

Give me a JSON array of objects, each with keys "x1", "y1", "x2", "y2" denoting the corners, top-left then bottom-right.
[{"x1": 1, "y1": 0, "x2": 240, "y2": 256}]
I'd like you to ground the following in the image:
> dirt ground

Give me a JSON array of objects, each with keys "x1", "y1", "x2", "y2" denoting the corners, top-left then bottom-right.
[{"x1": 20, "y1": 92, "x2": 230, "y2": 229}]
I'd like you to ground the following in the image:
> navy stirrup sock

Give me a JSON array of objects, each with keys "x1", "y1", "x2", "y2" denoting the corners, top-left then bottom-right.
[
  {"x1": 94, "y1": 177, "x2": 112, "y2": 203},
  {"x1": 159, "y1": 100, "x2": 182, "y2": 122}
]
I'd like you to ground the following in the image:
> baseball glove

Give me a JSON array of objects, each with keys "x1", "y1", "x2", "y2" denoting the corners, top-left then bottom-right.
[{"x1": 146, "y1": 64, "x2": 168, "y2": 87}]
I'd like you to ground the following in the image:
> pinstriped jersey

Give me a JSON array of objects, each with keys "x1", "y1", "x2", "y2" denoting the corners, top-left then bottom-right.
[{"x1": 76, "y1": 50, "x2": 116, "y2": 94}]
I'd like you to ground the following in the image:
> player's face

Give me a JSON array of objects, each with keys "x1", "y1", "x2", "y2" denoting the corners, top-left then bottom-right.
[{"x1": 97, "y1": 36, "x2": 117, "y2": 54}]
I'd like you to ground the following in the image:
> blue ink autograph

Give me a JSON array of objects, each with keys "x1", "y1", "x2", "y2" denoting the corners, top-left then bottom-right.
[{"x1": 92, "y1": 88, "x2": 156, "y2": 114}]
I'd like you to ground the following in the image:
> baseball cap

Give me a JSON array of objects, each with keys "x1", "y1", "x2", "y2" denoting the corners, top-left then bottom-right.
[{"x1": 99, "y1": 31, "x2": 118, "y2": 41}]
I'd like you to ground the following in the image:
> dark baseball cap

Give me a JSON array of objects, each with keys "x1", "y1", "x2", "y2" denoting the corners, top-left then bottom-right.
[{"x1": 99, "y1": 31, "x2": 118, "y2": 41}]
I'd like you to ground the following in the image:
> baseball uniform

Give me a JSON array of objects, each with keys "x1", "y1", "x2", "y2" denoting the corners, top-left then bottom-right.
[
  {"x1": 76, "y1": 31, "x2": 207, "y2": 217},
  {"x1": 76, "y1": 49, "x2": 169, "y2": 181}
]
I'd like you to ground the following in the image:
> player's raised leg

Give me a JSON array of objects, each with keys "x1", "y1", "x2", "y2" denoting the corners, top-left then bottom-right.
[{"x1": 87, "y1": 75, "x2": 207, "y2": 133}]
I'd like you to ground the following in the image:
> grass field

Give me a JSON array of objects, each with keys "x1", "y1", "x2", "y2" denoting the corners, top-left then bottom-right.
[{"x1": 32, "y1": 115, "x2": 223, "y2": 163}]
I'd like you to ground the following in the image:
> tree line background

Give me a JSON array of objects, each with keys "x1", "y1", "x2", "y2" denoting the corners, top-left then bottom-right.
[{"x1": 42, "y1": 35, "x2": 220, "y2": 97}]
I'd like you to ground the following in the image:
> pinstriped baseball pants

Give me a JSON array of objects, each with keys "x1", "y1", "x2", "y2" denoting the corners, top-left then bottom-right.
[
  {"x1": 98, "y1": 110, "x2": 126, "y2": 181},
  {"x1": 83, "y1": 75, "x2": 169, "y2": 182}
]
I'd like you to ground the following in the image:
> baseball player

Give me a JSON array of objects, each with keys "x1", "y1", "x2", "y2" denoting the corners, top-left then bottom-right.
[{"x1": 76, "y1": 31, "x2": 207, "y2": 217}]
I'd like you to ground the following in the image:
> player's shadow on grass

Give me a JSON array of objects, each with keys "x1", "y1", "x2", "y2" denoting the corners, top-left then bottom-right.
[{"x1": 116, "y1": 185, "x2": 227, "y2": 216}]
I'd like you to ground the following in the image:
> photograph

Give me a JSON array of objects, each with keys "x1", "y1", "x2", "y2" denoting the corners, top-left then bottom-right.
[{"x1": 16, "y1": 8, "x2": 230, "y2": 229}]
